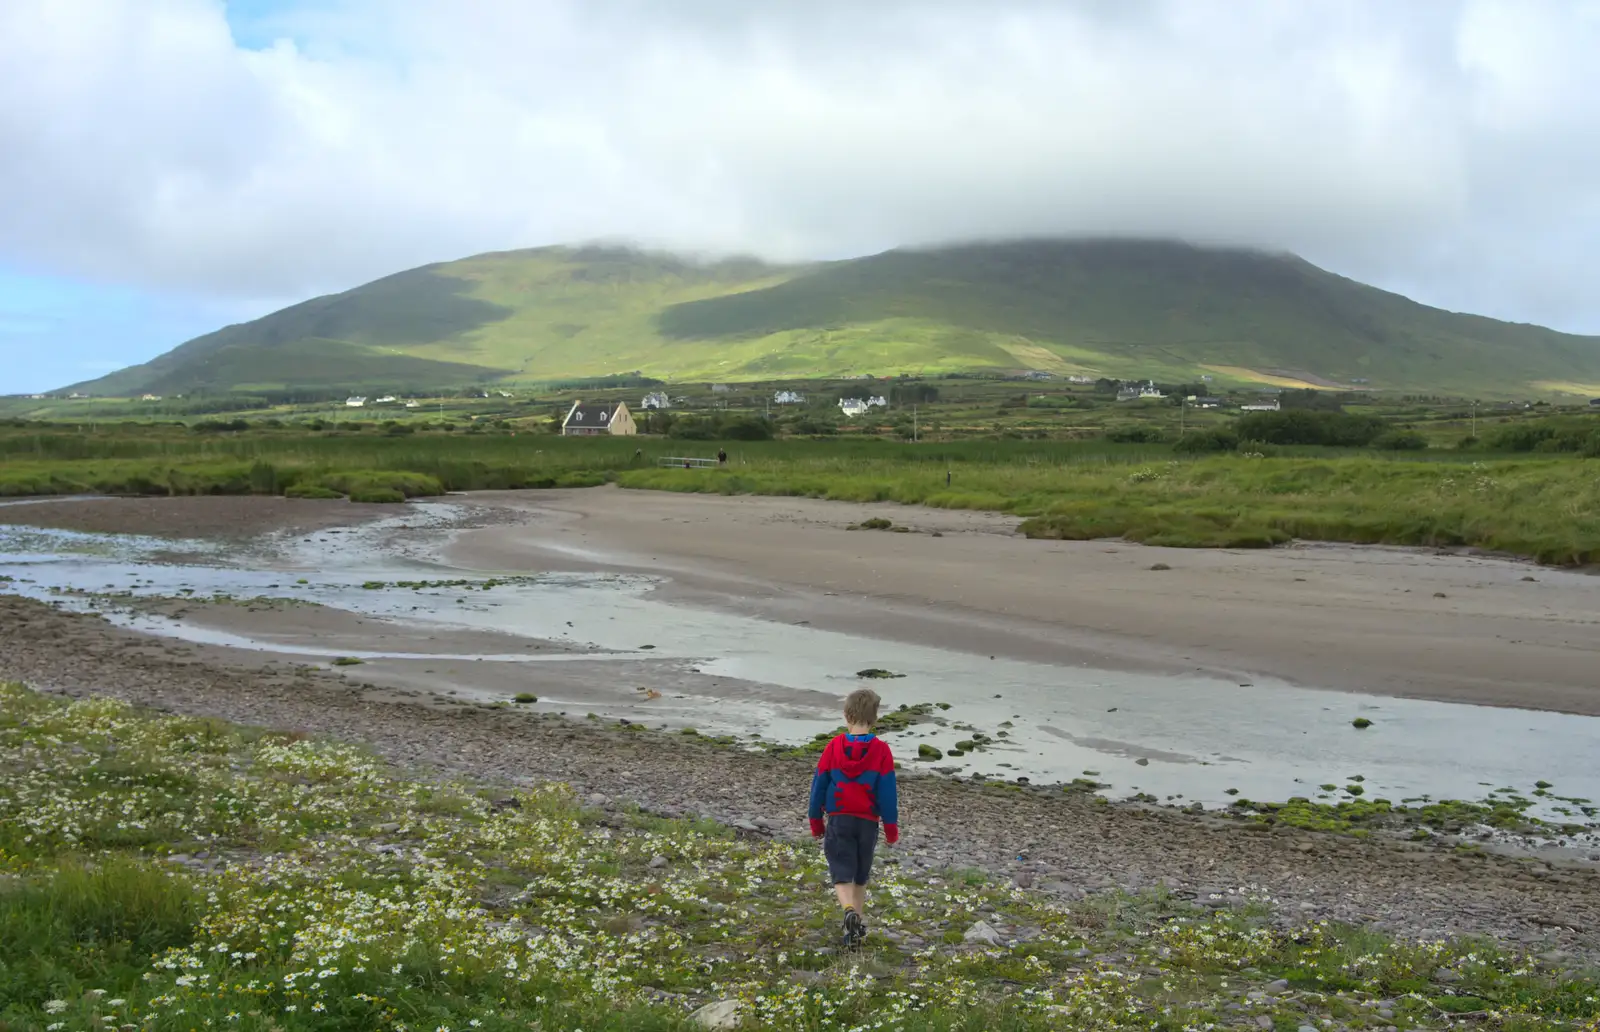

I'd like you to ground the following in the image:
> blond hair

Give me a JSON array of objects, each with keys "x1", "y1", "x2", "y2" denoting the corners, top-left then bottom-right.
[{"x1": 843, "y1": 688, "x2": 881, "y2": 728}]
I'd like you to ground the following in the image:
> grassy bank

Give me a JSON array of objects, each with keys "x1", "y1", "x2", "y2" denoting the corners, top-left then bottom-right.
[
  {"x1": 615, "y1": 455, "x2": 1600, "y2": 565},
  {"x1": 5, "y1": 681, "x2": 1600, "y2": 1032},
  {"x1": 1, "y1": 427, "x2": 1596, "y2": 564}
]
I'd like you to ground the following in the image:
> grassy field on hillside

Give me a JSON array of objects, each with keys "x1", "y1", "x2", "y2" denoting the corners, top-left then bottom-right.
[
  {"x1": 65, "y1": 241, "x2": 1600, "y2": 398},
  {"x1": 1, "y1": 422, "x2": 1597, "y2": 564},
  {"x1": 6, "y1": 681, "x2": 1600, "y2": 1032}
]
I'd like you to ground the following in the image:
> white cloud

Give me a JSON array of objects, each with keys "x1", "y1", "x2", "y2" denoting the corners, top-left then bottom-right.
[{"x1": 0, "y1": 0, "x2": 1598, "y2": 329}]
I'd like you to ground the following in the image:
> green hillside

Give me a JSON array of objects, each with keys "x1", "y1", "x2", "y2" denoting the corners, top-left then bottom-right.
[{"x1": 70, "y1": 240, "x2": 1600, "y2": 398}]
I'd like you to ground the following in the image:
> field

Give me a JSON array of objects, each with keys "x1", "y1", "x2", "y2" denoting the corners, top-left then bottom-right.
[
  {"x1": 3, "y1": 381, "x2": 1598, "y2": 563},
  {"x1": 7, "y1": 680, "x2": 1600, "y2": 1032}
]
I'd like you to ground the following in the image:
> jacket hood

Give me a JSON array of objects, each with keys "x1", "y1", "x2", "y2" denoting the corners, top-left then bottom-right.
[{"x1": 832, "y1": 734, "x2": 879, "y2": 778}]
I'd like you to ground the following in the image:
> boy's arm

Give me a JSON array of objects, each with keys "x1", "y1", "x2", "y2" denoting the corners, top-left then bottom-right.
[
  {"x1": 877, "y1": 744, "x2": 900, "y2": 844},
  {"x1": 807, "y1": 745, "x2": 832, "y2": 837}
]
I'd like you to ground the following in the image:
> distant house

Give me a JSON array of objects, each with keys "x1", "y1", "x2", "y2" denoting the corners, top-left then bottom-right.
[
  {"x1": 1240, "y1": 399, "x2": 1281, "y2": 412},
  {"x1": 838, "y1": 396, "x2": 887, "y2": 416},
  {"x1": 68, "y1": 392, "x2": 89, "y2": 399},
  {"x1": 562, "y1": 400, "x2": 637, "y2": 436},
  {"x1": 773, "y1": 390, "x2": 806, "y2": 404},
  {"x1": 1024, "y1": 371, "x2": 1055, "y2": 381},
  {"x1": 1350, "y1": 378, "x2": 1370, "y2": 385},
  {"x1": 404, "y1": 399, "x2": 420, "y2": 408},
  {"x1": 711, "y1": 384, "x2": 732, "y2": 394},
  {"x1": 375, "y1": 395, "x2": 398, "y2": 405},
  {"x1": 1187, "y1": 396, "x2": 1223, "y2": 409},
  {"x1": 345, "y1": 396, "x2": 367, "y2": 408},
  {"x1": 1066, "y1": 375, "x2": 1095, "y2": 384},
  {"x1": 641, "y1": 391, "x2": 670, "y2": 410},
  {"x1": 139, "y1": 393, "x2": 163, "y2": 402},
  {"x1": 1117, "y1": 381, "x2": 1163, "y2": 401},
  {"x1": 1590, "y1": 398, "x2": 1600, "y2": 408}
]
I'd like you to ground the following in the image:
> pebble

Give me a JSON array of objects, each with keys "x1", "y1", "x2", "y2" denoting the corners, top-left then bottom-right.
[
  {"x1": 964, "y1": 920, "x2": 1003, "y2": 946},
  {"x1": 689, "y1": 999, "x2": 741, "y2": 1029},
  {"x1": 649, "y1": 855, "x2": 669, "y2": 869}
]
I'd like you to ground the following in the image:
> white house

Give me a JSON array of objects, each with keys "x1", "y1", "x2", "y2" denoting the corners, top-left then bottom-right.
[
  {"x1": 1117, "y1": 381, "x2": 1163, "y2": 401},
  {"x1": 1066, "y1": 375, "x2": 1095, "y2": 384},
  {"x1": 140, "y1": 393, "x2": 163, "y2": 402},
  {"x1": 375, "y1": 395, "x2": 398, "y2": 405},
  {"x1": 345, "y1": 396, "x2": 368, "y2": 408},
  {"x1": 641, "y1": 391, "x2": 671, "y2": 410},
  {"x1": 1240, "y1": 399, "x2": 1281, "y2": 412},
  {"x1": 404, "y1": 399, "x2": 420, "y2": 408},
  {"x1": 562, "y1": 400, "x2": 637, "y2": 436},
  {"x1": 774, "y1": 390, "x2": 806, "y2": 404},
  {"x1": 839, "y1": 396, "x2": 887, "y2": 416},
  {"x1": 711, "y1": 384, "x2": 732, "y2": 394}
]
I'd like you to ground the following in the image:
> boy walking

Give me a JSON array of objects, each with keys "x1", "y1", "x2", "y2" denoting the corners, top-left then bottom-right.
[{"x1": 808, "y1": 688, "x2": 899, "y2": 948}]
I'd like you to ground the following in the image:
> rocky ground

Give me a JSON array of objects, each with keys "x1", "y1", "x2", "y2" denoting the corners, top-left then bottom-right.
[{"x1": 3, "y1": 591, "x2": 1598, "y2": 962}]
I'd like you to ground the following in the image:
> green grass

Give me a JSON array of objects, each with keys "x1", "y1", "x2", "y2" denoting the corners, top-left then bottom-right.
[
  {"x1": 2, "y1": 425, "x2": 1597, "y2": 564},
  {"x1": 6, "y1": 681, "x2": 1600, "y2": 1032},
  {"x1": 65, "y1": 240, "x2": 1600, "y2": 399}
]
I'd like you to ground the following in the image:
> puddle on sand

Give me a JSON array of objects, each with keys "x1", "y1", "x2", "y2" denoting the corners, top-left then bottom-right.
[{"x1": 4, "y1": 516, "x2": 1600, "y2": 822}]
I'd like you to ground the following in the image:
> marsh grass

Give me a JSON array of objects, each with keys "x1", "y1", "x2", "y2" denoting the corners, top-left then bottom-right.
[{"x1": 0, "y1": 429, "x2": 1596, "y2": 563}]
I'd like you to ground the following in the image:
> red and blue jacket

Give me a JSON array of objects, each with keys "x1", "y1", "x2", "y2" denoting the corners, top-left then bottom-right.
[{"x1": 808, "y1": 733, "x2": 899, "y2": 844}]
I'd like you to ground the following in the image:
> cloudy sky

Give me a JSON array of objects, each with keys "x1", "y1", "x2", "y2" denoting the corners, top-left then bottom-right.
[{"x1": 2, "y1": 0, "x2": 1598, "y2": 392}]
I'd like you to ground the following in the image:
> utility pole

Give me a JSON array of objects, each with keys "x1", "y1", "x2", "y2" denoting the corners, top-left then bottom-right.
[
  {"x1": 913, "y1": 404, "x2": 918, "y2": 443},
  {"x1": 1471, "y1": 399, "x2": 1478, "y2": 439}
]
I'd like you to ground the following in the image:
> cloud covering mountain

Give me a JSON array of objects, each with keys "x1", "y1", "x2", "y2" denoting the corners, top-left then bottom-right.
[{"x1": 1, "y1": 0, "x2": 1598, "y2": 393}]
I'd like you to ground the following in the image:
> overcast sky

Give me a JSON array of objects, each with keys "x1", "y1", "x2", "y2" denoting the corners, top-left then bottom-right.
[{"x1": 2, "y1": 0, "x2": 1598, "y2": 392}]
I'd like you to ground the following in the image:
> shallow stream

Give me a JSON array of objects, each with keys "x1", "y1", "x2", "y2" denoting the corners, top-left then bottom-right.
[{"x1": 3, "y1": 505, "x2": 1598, "y2": 827}]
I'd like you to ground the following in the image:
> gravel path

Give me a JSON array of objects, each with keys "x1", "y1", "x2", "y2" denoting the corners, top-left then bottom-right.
[{"x1": 4, "y1": 592, "x2": 1597, "y2": 961}]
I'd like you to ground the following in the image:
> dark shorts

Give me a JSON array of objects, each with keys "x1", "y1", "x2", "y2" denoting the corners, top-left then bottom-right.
[{"x1": 823, "y1": 814, "x2": 879, "y2": 885}]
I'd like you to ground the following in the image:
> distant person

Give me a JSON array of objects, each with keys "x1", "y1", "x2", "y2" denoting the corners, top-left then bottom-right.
[
  {"x1": 717, "y1": 448, "x2": 728, "y2": 466},
  {"x1": 808, "y1": 688, "x2": 899, "y2": 948},
  {"x1": 946, "y1": 470, "x2": 951, "y2": 487}
]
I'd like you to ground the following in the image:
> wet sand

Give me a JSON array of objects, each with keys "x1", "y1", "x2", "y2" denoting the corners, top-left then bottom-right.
[
  {"x1": 447, "y1": 488, "x2": 1600, "y2": 715},
  {"x1": 0, "y1": 495, "x2": 397, "y2": 540}
]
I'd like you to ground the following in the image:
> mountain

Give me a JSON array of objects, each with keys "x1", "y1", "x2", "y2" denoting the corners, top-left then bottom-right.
[{"x1": 70, "y1": 239, "x2": 1600, "y2": 398}]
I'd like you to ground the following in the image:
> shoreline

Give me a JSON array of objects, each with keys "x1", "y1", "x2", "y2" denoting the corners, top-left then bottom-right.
[
  {"x1": 443, "y1": 487, "x2": 1600, "y2": 716},
  {"x1": 4, "y1": 590, "x2": 1600, "y2": 956}
]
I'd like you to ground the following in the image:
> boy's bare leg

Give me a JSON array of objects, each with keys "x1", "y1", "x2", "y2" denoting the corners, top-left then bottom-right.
[
  {"x1": 834, "y1": 883, "x2": 854, "y2": 910},
  {"x1": 850, "y1": 884, "x2": 866, "y2": 914}
]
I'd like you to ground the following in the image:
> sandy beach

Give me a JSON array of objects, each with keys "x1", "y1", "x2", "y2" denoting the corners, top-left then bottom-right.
[{"x1": 447, "y1": 487, "x2": 1600, "y2": 715}]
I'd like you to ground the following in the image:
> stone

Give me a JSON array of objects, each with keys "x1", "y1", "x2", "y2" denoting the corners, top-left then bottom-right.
[
  {"x1": 587, "y1": 792, "x2": 609, "y2": 807},
  {"x1": 1255, "y1": 1016, "x2": 1273, "y2": 1029},
  {"x1": 733, "y1": 818, "x2": 761, "y2": 833},
  {"x1": 649, "y1": 855, "x2": 669, "y2": 869},
  {"x1": 1434, "y1": 968, "x2": 1461, "y2": 983},
  {"x1": 1298, "y1": 1025, "x2": 1318, "y2": 1032},
  {"x1": 1267, "y1": 979, "x2": 1290, "y2": 993},
  {"x1": 964, "y1": 920, "x2": 1003, "y2": 945},
  {"x1": 690, "y1": 999, "x2": 741, "y2": 1029}
]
